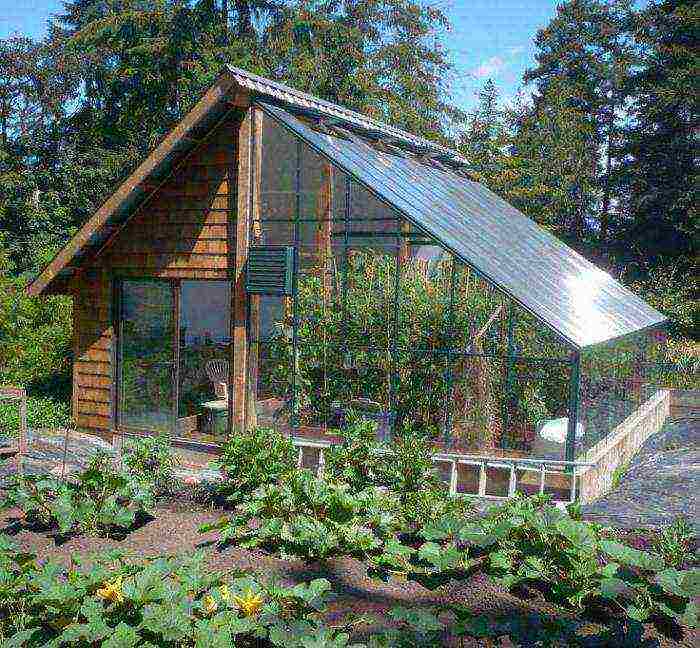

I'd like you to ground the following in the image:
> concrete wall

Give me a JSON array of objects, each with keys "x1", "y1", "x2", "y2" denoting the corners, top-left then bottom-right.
[{"x1": 575, "y1": 388, "x2": 700, "y2": 503}]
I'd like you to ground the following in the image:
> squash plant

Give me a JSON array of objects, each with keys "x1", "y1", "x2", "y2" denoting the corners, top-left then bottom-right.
[
  {"x1": 0, "y1": 451, "x2": 154, "y2": 537},
  {"x1": 210, "y1": 426, "x2": 297, "y2": 505},
  {"x1": 0, "y1": 536, "x2": 363, "y2": 647},
  {"x1": 201, "y1": 470, "x2": 401, "y2": 560},
  {"x1": 375, "y1": 494, "x2": 700, "y2": 629}
]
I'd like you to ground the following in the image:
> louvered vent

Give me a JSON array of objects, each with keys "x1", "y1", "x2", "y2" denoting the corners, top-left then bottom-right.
[{"x1": 245, "y1": 246, "x2": 295, "y2": 295}]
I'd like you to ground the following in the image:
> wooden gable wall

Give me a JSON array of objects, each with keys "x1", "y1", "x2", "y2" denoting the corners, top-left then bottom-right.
[{"x1": 71, "y1": 115, "x2": 239, "y2": 436}]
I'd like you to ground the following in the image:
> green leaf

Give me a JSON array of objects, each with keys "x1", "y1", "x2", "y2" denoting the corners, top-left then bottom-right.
[
  {"x1": 453, "y1": 613, "x2": 497, "y2": 638},
  {"x1": 389, "y1": 606, "x2": 443, "y2": 633},
  {"x1": 599, "y1": 540, "x2": 665, "y2": 571},
  {"x1": 102, "y1": 623, "x2": 139, "y2": 648},
  {"x1": 555, "y1": 517, "x2": 595, "y2": 547},
  {"x1": 489, "y1": 550, "x2": 513, "y2": 571},
  {"x1": 420, "y1": 515, "x2": 463, "y2": 541},
  {"x1": 626, "y1": 604, "x2": 649, "y2": 622},
  {"x1": 4, "y1": 629, "x2": 40, "y2": 648},
  {"x1": 599, "y1": 577, "x2": 635, "y2": 600},
  {"x1": 655, "y1": 568, "x2": 700, "y2": 599},
  {"x1": 417, "y1": 542, "x2": 462, "y2": 571},
  {"x1": 601, "y1": 562, "x2": 619, "y2": 578},
  {"x1": 458, "y1": 524, "x2": 497, "y2": 547},
  {"x1": 139, "y1": 603, "x2": 190, "y2": 641}
]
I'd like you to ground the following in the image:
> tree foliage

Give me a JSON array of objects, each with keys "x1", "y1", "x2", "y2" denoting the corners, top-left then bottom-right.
[{"x1": 0, "y1": 0, "x2": 696, "y2": 413}]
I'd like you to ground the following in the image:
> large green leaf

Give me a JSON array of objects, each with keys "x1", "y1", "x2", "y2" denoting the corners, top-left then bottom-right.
[
  {"x1": 655, "y1": 568, "x2": 700, "y2": 599},
  {"x1": 417, "y1": 542, "x2": 462, "y2": 571},
  {"x1": 555, "y1": 517, "x2": 596, "y2": 548},
  {"x1": 458, "y1": 524, "x2": 497, "y2": 547},
  {"x1": 139, "y1": 602, "x2": 191, "y2": 641},
  {"x1": 599, "y1": 577, "x2": 635, "y2": 600},
  {"x1": 102, "y1": 623, "x2": 140, "y2": 648},
  {"x1": 420, "y1": 515, "x2": 464, "y2": 541},
  {"x1": 599, "y1": 540, "x2": 665, "y2": 571}
]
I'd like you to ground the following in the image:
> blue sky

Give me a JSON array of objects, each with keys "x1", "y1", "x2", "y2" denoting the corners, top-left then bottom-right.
[{"x1": 0, "y1": 0, "x2": 559, "y2": 112}]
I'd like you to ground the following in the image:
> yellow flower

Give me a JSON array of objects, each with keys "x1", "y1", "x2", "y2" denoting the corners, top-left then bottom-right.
[
  {"x1": 202, "y1": 593, "x2": 218, "y2": 615},
  {"x1": 219, "y1": 584, "x2": 231, "y2": 602},
  {"x1": 233, "y1": 588, "x2": 264, "y2": 617},
  {"x1": 96, "y1": 576, "x2": 124, "y2": 604}
]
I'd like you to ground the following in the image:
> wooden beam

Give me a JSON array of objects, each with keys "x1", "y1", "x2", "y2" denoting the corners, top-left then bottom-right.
[
  {"x1": 246, "y1": 107, "x2": 264, "y2": 430},
  {"x1": 398, "y1": 220, "x2": 411, "y2": 264},
  {"x1": 230, "y1": 106, "x2": 258, "y2": 433},
  {"x1": 315, "y1": 162, "x2": 334, "y2": 291}
]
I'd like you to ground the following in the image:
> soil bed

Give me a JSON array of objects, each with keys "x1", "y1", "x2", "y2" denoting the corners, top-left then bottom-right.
[{"x1": 1, "y1": 499, "x2": 697, "y2": 647}]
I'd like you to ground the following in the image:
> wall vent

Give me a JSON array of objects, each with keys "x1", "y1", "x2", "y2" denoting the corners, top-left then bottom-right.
[{"x1": 245, "y1": 245, "x2": 295, "y2": 295}]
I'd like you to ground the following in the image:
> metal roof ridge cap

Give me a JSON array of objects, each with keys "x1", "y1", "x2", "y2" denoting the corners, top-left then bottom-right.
[{"x1": 228, "y1": 65, "x2": 468, "y2": 163}]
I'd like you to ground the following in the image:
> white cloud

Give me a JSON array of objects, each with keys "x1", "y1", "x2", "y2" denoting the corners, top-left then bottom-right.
[
  {"x1": 471, "y1": 55, "x2": 506, "y2": 79},
  {"x1": 470, "y1": 45, "x2": 527, "y2": 80}
]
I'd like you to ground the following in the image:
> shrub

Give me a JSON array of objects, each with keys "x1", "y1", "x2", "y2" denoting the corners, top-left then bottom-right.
[
  {"x1": 121, "y1": 433, "x2": 179, "y2": 496},
  {"x1": 325, "y1": 415, "x2": 391, "y2": 491},
  {"x1": 0, "y1": 395, "x2": 70, "y2": 437},
  {"x1": 378, "y1": 430, "x2": 441, "y2": 495},
  {"x1": 0, "y1": 451, "x2": 154, "y2": 537},
  {"x1": 201, "y1": 470, "x2": 400, "y2": 560},
  {"x1": 212, "y1": 427, "x2": 296, "y2": 504},
  {"x1": 0, "y1": 238, "x2": 72, "y2": 403},
  {"x1": 0, "y1": 536, "x2": 360, "y2": 647}
]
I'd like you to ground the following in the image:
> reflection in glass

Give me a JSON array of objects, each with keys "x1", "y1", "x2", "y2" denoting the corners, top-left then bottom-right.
[{"x1": 119, "y1": 281, "x2": 175, "y2": 432}]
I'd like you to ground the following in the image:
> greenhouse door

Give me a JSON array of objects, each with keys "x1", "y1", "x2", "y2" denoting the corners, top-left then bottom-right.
[{"x1": 117, "y1": 280, "x2": 177, "y2": 433}]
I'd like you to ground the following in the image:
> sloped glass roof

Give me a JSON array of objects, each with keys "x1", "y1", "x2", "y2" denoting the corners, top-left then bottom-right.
[{"x1": 259, "y1": 102, "x2": 667, "y2": 350}]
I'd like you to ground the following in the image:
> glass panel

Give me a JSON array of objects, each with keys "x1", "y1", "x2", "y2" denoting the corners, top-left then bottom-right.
[
  {"x1": 576, "y1": 329, "x2": 655, "y2": 456},
  {"x1": 178, "y1": 280, "x2": 231, "y2": 441},
  {"x1": 119, "y1": 280, "x2": 175, "y2": 432}
]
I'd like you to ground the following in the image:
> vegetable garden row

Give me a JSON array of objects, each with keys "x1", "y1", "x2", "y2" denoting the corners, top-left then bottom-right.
[{"x1": 1, "y1": 420, "x2": 698, "y2": 646}]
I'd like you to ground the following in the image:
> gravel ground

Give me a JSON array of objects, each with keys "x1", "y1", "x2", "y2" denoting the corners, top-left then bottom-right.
[{"x1": 581, "y1": 418, "x2": 700, "y2": 533}]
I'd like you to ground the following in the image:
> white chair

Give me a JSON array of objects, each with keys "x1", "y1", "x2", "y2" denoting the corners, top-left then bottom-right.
[{"x1": 205, "y1": 359, "x2": 229, "y2": 401}]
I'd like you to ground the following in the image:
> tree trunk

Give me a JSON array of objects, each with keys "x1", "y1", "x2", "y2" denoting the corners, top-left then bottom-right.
[{"x1": 600, "y1": 105, "x2": 615, "y2": 244}]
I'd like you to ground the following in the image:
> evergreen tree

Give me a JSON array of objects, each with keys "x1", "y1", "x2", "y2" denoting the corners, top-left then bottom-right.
[
  {"x1": 525, "y1": 0, "x2": 635, "y2": 248},
  {"x1": 460, "y1": 79, "x2": 506, "y2": 179},
  {"x1": 460, "y1": 78, "x2": 600, "y2": 252},
  {"x1": 617, "y1": 0, "x2": 698, "y2": 276}
]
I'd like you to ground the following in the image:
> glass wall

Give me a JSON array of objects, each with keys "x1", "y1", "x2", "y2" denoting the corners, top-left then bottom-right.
[
  {"x1": 576, "y1": 327, "x2": 667, "y2": 456},
  {"x1": 117, "y1": 279, "x2": 231, "y2": 441},
  {"x1": 177, "y1": 280, "x2": 231, "y2": 436},
  {"x1": 118, "y1": 280, "x2": 176, "y2": 432},
  {"x1": 247, "y1": 111, "x2": 578, "y2": 455}
]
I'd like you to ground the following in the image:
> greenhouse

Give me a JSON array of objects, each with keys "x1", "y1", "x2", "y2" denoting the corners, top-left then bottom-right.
[
  {"x1": 240, "y1": 102, "x2": 668, "y2": 464},
  {"x1": 27, "y1": 67, "x2": 669, "y2": 487}
]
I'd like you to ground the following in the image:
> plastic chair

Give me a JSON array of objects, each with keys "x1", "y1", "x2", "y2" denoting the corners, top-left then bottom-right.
[{"x1": 205, "y1": 359, "x2": 229, "y2": 401}]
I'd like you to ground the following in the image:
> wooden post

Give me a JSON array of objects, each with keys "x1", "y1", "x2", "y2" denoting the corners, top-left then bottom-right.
[
  {"x1": 315, "y1": 163, "x2": 334, "y2": 287},
  {"x1": 230, "y1": 106, "x2": 258, "y2": 434},
  {"x1": 398, "y1": 220, "x2": 410, "y2": 264},
  {"x1": 246, "y1": 109, "x2": 264, "y2": 430}
]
